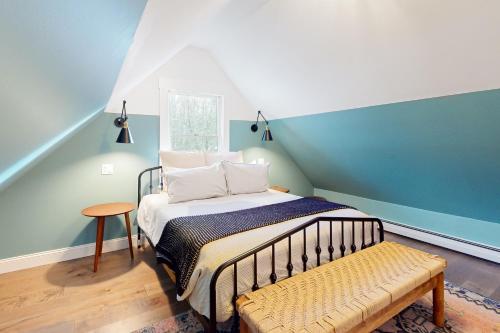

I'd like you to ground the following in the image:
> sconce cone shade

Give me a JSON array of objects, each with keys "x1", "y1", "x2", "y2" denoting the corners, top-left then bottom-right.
[
  {"x1": 116, "y1": 122, "x2": 134, "y2": 143},
  {"x1": 262, "y1": 126, "x2": 273, "y2": 141}
]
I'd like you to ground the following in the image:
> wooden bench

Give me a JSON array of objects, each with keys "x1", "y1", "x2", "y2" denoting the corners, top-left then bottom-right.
[{"x1": 237, "y1": 241, "x2": 446, "y2": 333}]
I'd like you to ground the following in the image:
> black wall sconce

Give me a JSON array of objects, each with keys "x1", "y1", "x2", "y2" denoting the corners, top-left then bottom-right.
[
  {"x1": 114, "y1": 100, "x2": 134, "y2": 144},
  {"x1": 251, "y1": 110, "x2": 273, "y2": 141}
]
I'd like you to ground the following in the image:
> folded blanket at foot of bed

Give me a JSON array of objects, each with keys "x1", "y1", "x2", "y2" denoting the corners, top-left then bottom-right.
[{"x1": 155, "y1": 198, "x2": 352, "y2": 295}]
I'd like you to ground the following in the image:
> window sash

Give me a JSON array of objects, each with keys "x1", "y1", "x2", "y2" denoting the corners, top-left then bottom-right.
[{"x1": 166, "y1": 92, "x2": 222, "y2": 152}]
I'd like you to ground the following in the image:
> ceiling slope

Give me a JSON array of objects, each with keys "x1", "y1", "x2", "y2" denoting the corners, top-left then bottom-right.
[
  {"x1": 105, "y1": 0, "x2": 246, "y2": 114},
  {"x1": 194, "y1": 0, "x2": 500, "y2": 119},
  {"x1": 107, "y1": 0, "x2": 500, "y2": 119},
  {"x1": 0, "y1": 0, "x2": 146, "y2": 189}
]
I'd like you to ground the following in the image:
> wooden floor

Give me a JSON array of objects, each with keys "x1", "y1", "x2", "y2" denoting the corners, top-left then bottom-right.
[
  {"x1": 0, "y1": 233, "x2": 498, "y2": 332},
  {"x1": 385, "y1": 233, "x2": 500, "y2": 300},
  {"x1": 0, "y1": 246, "x2": 189, "y2": 333}
]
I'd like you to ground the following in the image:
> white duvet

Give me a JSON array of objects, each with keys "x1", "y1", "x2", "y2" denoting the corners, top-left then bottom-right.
[{"x1": 137, "y1": 190, "x2": 376, "y2": 321}]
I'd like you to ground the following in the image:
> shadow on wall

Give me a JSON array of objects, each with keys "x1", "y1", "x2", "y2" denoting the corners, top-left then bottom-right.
[
  {"x1": 229, "y1": 120, "x2": 313, "y2": 197},
  {"x1": 70, "y1": 216, "x2": 127, "y2": 248},
  {"x1": 0, "y1": 113, "x2": 159, "y2": 260}
]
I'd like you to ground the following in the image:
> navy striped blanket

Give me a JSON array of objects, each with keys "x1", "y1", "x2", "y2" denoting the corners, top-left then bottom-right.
[{"x1": 156, "y1": 197, "x2": 351, "y2": 296}]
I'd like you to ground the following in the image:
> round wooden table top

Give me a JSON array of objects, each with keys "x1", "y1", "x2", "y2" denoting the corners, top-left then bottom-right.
[{"x1": 81, "y1": 202, "x2": 135, "y2": 217}]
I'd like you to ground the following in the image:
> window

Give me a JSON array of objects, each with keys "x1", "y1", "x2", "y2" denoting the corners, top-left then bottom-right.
[{"x1": 167, "y1": 92, "x2": 222, "y2": 152}]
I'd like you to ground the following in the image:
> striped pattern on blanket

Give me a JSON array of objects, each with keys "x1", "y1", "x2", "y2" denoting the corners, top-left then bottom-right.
[{"x1": 156, "y1": 197, "x2": 352, "y2": 296}]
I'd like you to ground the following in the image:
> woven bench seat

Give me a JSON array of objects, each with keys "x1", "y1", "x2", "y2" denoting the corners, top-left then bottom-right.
[{"x1": 237, "y1": 241, "x2": 447, "y2": 333}]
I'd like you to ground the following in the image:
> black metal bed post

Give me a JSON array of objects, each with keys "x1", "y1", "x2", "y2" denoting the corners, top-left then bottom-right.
[
  {"x1": 137, "y1": 226, "x2": 142, "y2": 249},
  {"x1": 208, "y1": 217, "x2": 384, "y2": 333},
  {"x1": 137, "y1": 166, "x2": 163, "y2": 249}
]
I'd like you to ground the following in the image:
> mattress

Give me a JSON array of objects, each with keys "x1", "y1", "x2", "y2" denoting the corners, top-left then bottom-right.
[{"x1": 137, "y1": 190, "x2": 375, "y2": 321}]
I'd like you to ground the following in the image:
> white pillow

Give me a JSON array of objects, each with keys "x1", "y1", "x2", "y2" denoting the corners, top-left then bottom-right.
[
  {"x1": 166, "y1": 163, "x2": 228, "y2": 203},
  {"x1": 222, "y1": 161, "x2": 269, "y2": 195},
  {"x1": 159, "y1": 150, "x2": 206, "y2": 168},
  {"x1": 205, "y1": 151, "x2": 243, "y2": 165}
]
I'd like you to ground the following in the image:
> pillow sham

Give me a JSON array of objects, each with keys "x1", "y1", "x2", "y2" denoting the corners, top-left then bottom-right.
[
  {"x1": 159, "y1": 150, "x2": 206, "y2": 169},
  {"x1": 222, "y1": 161, "x2": 269, "y2": 195},
  {"x1": 165, "y1": 163, "x2": 227, "y2": 203},
  {"x1": 205, "y1": 151, "x2": 243, "y2": 165}
]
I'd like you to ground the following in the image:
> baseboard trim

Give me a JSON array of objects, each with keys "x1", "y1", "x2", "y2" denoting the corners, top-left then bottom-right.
[
  {"x1": 383, "y1": 220, "x2": 500, "y2": 263},
  {"x1": 2, "y1": 222, "x2": 498, "y2": 274},
  {"x1": 0, "y1": 236, "x2": 138, "y2": 275}
]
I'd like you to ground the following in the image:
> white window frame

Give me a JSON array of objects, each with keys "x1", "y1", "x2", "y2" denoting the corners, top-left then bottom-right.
[{"x1": 159, "y1": 88, "x2": 225, "y2": 152}]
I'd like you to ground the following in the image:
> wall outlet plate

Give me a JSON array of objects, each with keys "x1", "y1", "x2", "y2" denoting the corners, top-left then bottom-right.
[{"x1": 101, "y1": 164, "x2": 114, "y2": 175}]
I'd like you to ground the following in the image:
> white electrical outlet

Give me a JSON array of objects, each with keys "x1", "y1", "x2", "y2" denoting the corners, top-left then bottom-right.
[{"x1": 101, "y1": 164, "x2": 114, "y2": 175}]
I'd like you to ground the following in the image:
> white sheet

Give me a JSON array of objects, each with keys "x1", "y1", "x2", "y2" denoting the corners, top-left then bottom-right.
[
  {"x1": 137, "y1": 190, "x2": 376, "y2": 321},
  {"x1": 137, "y1": 190, "x2": 300, "y2": 245}
]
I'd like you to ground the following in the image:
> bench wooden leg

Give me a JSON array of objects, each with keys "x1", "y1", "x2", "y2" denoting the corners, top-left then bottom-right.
[
  {"x1": 240, "y1": 318, "x2": 250, "y2": 333},
  {"x1": 433, "y1": 272, "x2": 445, "y2": 327}
]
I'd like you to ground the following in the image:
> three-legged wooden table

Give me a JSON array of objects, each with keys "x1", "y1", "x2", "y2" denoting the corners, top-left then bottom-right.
[{"x1": 81, "y1": 202, "x2": 135, "y2": 272}]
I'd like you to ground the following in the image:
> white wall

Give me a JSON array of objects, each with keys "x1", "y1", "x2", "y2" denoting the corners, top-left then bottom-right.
[
  {"x1": 105, "y1": 0, "x2": 234, "y2": 111},
  {"x1": 106, "y1": 46, "x2": 256, "y2": 150}
]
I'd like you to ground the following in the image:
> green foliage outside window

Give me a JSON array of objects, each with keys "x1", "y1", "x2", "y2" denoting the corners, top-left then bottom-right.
[{"x1": 168, "y1": 93, "x2": 220, "y2": 152}]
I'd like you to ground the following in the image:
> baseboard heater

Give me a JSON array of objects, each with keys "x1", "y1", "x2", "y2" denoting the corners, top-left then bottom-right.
[{"x1": 381, "y1": 219, "x2": 500, "y2": 264}]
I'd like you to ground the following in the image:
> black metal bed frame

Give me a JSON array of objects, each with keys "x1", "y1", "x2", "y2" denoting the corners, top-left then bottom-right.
[
  {"x1": 137, "y1": 166, "x2": 163, "y2": 249},
  {"x1": 137, "y1": 166, "x2": 384, "y2": 333}
]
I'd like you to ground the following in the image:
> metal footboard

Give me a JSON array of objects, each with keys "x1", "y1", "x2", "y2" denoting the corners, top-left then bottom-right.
[{"x1": 208, "y1": 216, "x2": 384, "y2": 332}]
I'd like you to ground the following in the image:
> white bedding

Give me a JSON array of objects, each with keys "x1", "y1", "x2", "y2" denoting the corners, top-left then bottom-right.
[{"x1": 137, "y1": 190, "x2": 376, "y2": 321}]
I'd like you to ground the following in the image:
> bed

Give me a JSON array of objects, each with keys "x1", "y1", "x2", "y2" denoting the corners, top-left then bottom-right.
[{"x1": 136, "y1": 153, "x2": 383, "y2": 332}]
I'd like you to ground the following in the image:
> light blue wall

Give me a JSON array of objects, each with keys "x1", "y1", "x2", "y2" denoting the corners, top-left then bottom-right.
[
  {"x1": 0, "y1": 0, "x2": 146, "y2": 186},
  {"x1": 0, "y1": 115, "x2": 311, "y2": 260},
  {"x1": 0, "y1": 113, "x2": 159, "y2": 260},
  {"x1": 270, "y1": 89, "x2": 500, "y2": 225},
  {"x1": 230, "y1": 121, "x2": 313, "y2": 197}
]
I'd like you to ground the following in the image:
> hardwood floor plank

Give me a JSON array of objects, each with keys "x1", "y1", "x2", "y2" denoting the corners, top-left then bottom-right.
[
  {"x1": 26, "y1": 320, "x2": 76, "y2": 333},
  {"x1": 0, "y1": 247, "x2": 173, "y2": 332},
  {"x1": 144, "y1": 278, "x2": 175, "y2": 297},
  {"x1": 74, "y1": 293, "x2": 176, "y2": 332},
  {"x1": 385, "y1": 232, "x2": 500, "y2": 299},
  {"x1": 0, "y1": 286, "x2": 64, "y2": 312},
  {"x1": 87, "y1": 302, "x2": 191, "y2": 333}
]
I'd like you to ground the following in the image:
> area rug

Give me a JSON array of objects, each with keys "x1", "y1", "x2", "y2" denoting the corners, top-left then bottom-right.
[{"x1": 133, "y1": 281, "x2": 499, "y2": 333}]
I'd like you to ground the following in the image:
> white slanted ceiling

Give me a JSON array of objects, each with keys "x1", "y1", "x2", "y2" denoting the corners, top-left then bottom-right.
[
  {"x1": 105, "y1": 0, "x2": 237, "y2": 114},
  {"x1": 197, "y1": 0, "x2": 500, "y2": 119},
  {"x1": 107, "y1": 0, "x2": 500, "y2": 119}
]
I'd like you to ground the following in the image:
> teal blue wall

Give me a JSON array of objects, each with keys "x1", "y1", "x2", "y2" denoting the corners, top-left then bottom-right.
[
  {"x1": 0, "y1": 113, "x2": 159, "y2": 260},
  {"x1": 270, "y1": 89, "x2": 500, "y2": 226},
  {"x1": 0, "y1": 0, "x2": 146, "y2": 188},
  {"x1": 230, "y1": 88, "x2": 500, "y2": 247},
  {"x1": 315, "y1": 189, "x2": 500, "y2": 248},
  {"x1": 230, "y1": 121, "x2": 313, "y2": 197}
]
